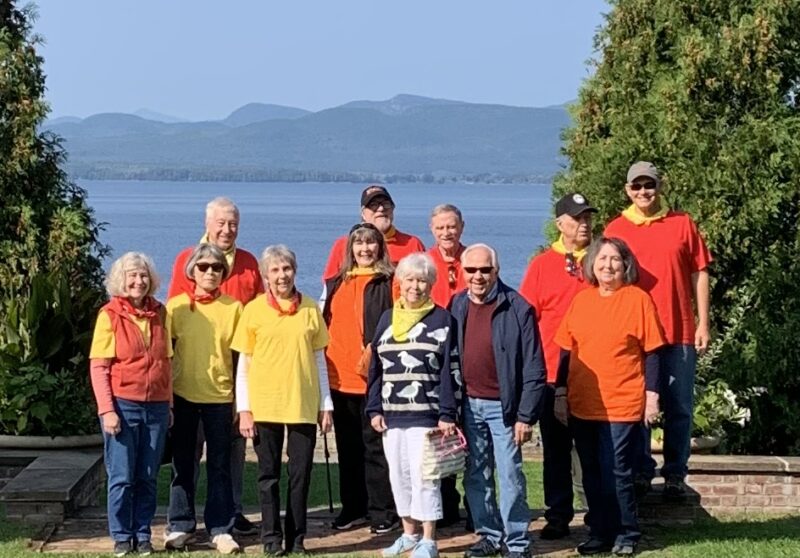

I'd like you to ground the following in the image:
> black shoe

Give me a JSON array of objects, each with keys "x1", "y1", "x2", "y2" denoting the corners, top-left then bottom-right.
[
  {"x1": 233, "y1": 513, "x2": 258, "y2": 536},
  {"x1": 136, "y1": 540, "x2": 153, "y2": 556},
  {"x1": 505, "y1": 551, "x2": 531, "y2": 558},
  {"x1": 663, "y1": 475, "x2": 687, "y2": 500},
  {"x1": 463, "y1": 538, "x2": 501, "y2": 558},
  {"x1": 540, "y1": 521, "x2": 570, "y2": 540},
  {"x1": 370, "y1": 518, "x2": 400, "y2": 534},
  {"x1": 576, "y1": 538, "x2": 613, "y2": 556},
  {"x1": 612, "y1": 542, "x2": 636, "y2": 556},
  {"x1": 634, "y1": 475, "x2": 652, "y2": 500},
  {"x1": 114, "y1": 541, "x2": 133, "y2": 557},
  {"x1": 285, "y1": 542, "x2": 306, "y2": 555},
  {"x1": 331, "y1": 514, "x2": 369, "y2": 531},
  {"x1": 263, "y1": 541, "x2": 285, "y2": 556}
]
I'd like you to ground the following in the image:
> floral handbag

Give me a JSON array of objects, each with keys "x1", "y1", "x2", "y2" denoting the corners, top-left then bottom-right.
[{"x1": 421, "y1": 426, "x2": 468, "y2": 480}]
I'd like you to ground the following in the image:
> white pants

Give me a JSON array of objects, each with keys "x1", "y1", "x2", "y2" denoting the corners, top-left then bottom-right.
[{"x1": 383, "y1": 427, "x2": 442, "y2": 521}]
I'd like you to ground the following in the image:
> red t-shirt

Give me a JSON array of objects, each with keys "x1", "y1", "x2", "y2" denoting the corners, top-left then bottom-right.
[
  {"x1": 322, "y1": 228, "x2": 425, "y2": 281},
  {"x1": 428, "y1": 244, "x2": 467, "y2": 308},
  {"x1": 462, "y1": 300, "x2": 501, "y2": 400},
  {"x1": 167, "y1": 247, "x2": 264, "y2": 305},
  {"x1": 555, "y1": 285, "x2": 665, "y2": 422},
  {"x1": 519, "y1": 249, "x2": 590, "y2": 383},
  {"x1": 605, "y1": 211, "x2": 712, "y2": 345}
]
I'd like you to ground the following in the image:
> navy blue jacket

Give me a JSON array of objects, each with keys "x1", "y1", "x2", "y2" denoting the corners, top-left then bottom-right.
[{"x1": 449, "y1": 279, "x2": 545, "y2": 427}]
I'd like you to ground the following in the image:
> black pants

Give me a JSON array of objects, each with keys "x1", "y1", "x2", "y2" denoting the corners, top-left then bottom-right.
[
  {"x1": 331, "y1": 390, "x2": 397, "y2": 524},
  {"x1": 540, "y1": 385, "x2": 574, "y2": 526},
  {"x1": 253, "y1": 422, "x2": 316, "y2": 550}
]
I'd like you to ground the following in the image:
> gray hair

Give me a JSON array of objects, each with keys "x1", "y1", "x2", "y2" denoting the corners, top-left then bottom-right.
[
  {"x1": 205, "y1": 197, "x2": 239, "y2": 220},
  {"x1": 430, "y1": 203, "x2": 463, "y2": 222},
  {"x1": 105, "y1": 252, "x2": 160, "y2": 298},
  {"x1": 395, "y1": 253, "x2": 437, "y2": 285},
  {"x1": 583, "y1": 237, "x2": 639, "y2": 286},
  {"x1": 184, "y1": 243, "x2": 230, "y2": 280},
  {"x1": 259, "y1": 244, "x2": 297, "y2": 277},
  {"x1": 461, "y1": 243, "x2": 500, "y2": 270}
]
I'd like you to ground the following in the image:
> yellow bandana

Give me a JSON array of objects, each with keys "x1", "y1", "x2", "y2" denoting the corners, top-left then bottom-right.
[
  {"x1": 199, "y1": 233, "x2": 236, "y2": 268},
  {"x1": 384, "y1": 226, "x2": 397, "y2": 240},
  {"x1": 391, "y1": 298, "x2": 434, "y2": 342},
  {"x1": 346, "y1": 266, "x2": 378, "y2": 277},
  {"x1": 622, "y1": 204, "x2": 670, "y2": 226},
  {"x1": 551, "y1": 234, "x2": 588, "y2": 262}
]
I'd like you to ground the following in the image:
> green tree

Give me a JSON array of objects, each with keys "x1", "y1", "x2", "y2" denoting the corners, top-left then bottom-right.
[
  {"x1": 555, "y1": 0, "x2": 800, "y2": 454},
  {"x1": 0, "y1": 3, "x2": 107, "y2": 435}
]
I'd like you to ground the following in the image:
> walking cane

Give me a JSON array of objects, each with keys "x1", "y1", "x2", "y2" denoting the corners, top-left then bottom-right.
[{"x1": 323, "y1": 432, "x2": 334, "y2": 513}]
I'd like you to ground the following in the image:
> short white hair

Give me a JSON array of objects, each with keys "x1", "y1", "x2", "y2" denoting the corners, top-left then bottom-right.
[
  {"x1": 104, "y1": 252, "x2": 160, "y2": 297},
  {"x1": 259, "y1": 244, "x2": 297, "y2": 277},
  {"x1": 430, "y1": 203, "x2": 463, "y2": 222},
  {"x1": 461, "y1": 243, "x2": 500, "y2": 269},
  {"x1": 395, "y1": 253, "x2": 437, "y2": 284},
  {"x1": 205, "y1": 197, "x2": 239, "y2": 221}
]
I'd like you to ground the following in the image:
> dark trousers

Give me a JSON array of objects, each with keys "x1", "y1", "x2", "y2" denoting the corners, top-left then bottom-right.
[
  {"x1": 254, "y1": 422, "x2": 316, "y2": 550},
  {"x1": 572, "y1": 418, "x2": 640, "y2": 547},
  {"x1": 168, "y1": 395, "x2": 234, "y2": 535},
  {"x1": 540, "y1": 385, "x2": 574, "y2": 526},
  {"x1": 331, "y1": 390, "x2": 397, "y2": 524}
]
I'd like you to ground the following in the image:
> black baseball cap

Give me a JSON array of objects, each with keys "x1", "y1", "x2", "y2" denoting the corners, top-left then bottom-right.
[
  {"x1": 360, "y1": 185, "x2": 394, "y2": 207},
  {"x1": 555, "y1": 193, "x2": 598, "y2": 218}
]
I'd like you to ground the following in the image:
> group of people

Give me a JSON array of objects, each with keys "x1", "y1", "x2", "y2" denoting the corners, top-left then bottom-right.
[{"x1": 89, "y1": 161, "x2": 711, "y2": 558}]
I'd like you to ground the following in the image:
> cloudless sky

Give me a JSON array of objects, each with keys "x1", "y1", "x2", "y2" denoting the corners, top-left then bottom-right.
[{"x1": 33, "y1": 1, "x2": 609, "y2": 121}]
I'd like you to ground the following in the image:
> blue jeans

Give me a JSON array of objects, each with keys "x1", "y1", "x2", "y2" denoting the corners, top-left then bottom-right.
[
  {"x1": 572, "y1": 418, "x2": 640, "y2": 547},
  {"x1": 539, "y1": 385, "x2": 574, "y2": 526},
  {"x1": 638, "y1": 344, "x2": 696, "y2": 480},
  {"x1": 463, "y1": 398, "x2": 531, "y2": 552},
  {"x1": 102, "y1": 398, "x2": 169, "y2": 544},
  {"x1": 168, "y1": 395, "x2": 234, "y2": 535}
]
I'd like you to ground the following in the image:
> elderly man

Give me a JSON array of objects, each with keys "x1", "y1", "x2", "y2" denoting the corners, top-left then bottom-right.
[
  {"x1": 168, "y1": 197, "x2": 263, "y2": 536},
  {"x1": 450, "y1": 244, "x2": 546, "y2": 558},
  {"x1": 322, "y1": 185, "x2": 425, "y2": 281},
  {"x1": 519, "y1": 193, "x2": 596, "y2": 540},
  {"x1": 428, "y1": 204, "x2": 467, "y2": 308},
  {"x1": 605, "y1": 162, "x2": 712, "y2": 499}
]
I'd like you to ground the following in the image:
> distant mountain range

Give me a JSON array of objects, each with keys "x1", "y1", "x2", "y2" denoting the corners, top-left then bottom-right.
[{"x1": 44, "y1": 94, "x2": 571, "y2": 183}]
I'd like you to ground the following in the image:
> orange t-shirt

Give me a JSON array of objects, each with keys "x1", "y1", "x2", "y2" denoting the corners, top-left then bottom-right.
[
  {"x1": 604, "y1": 211, "x2": 712, "y2": 345},
  {"x1": 555, "y1": 285, "x2": 665, "y2": 422},
  {"x1": 428, "y1": 244, "x2": 467, "y2": 308},
  {"x1": 322, "y1": 229, "x2": 425, "y2": 281},
  {"x1": 325, "y1": 274, "x2": 374, "y2": 394},
  {"x1": 519, "y1": 249, "x2": 590, "y2": 383}
]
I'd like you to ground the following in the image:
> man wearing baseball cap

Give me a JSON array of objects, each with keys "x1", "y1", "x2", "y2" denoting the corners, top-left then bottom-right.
[
  {"x1": 605, "y1": 161, "x2": 712, "y2": 500},
  {"x1": 519, "y1": 192, "x2": 596, "y2": 539},
  {"x1": 322, "y1": 185, "x2": 426, "y2": 281}
]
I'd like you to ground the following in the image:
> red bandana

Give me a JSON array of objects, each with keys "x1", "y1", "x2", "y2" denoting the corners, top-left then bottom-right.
[
  {"x1": 189, "y1": 289, "x2": 221, "y2": 311},
  {"x1": 266, "y1": 288, "x2": 302, "y2": 316},
  {"x1": 114, "y1": 296, "x2": 159, "y2": 319}
]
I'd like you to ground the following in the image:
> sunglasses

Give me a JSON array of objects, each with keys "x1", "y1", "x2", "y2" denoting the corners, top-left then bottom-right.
[
  {"x1": 447, "y1": 265, "x2": 457, "y2": 289},
  {"x1": 565, "y1": 253, "x2": 581, "y2": 277},
  {"x1": 366, "y1": 199, "x2": 394, "y2": 210},
  {"x1": 463, "y1": 266, "x2": 494, "y2": 275},
  {"x1": 629, "y1": 181, "x2": 658, "y2": 191},
  {"x1": 196, "y1": 262, "x2": 225, "y2": 273}
]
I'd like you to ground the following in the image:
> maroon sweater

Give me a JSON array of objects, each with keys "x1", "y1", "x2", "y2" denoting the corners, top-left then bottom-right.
[{"x1": 462, "y1": 300, "x2": 500, "y2": 399}]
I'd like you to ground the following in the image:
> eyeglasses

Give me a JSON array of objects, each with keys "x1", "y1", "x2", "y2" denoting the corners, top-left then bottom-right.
[
  {"x1": 366, "y1": 199, "x2": 394, "y2": 211},
  {"x1": 196, "y1": 262, "x2": 225, "y2": 273},
  {"x1": 463, "y1": 266, "x2": 494, "y2": 275},
  {"x1": 629, "y1": 181, "x2": 658, "y2": 191},
  {"x1": 565, "y1": 253, "x2": 580, "y2": 277},
  {"x1": 448, "y1": 265, "x2": 457, "y2": 289}
]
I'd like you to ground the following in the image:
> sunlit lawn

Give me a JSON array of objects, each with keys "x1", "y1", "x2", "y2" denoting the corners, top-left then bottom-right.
[{"x1": 3, "y1": 462, "x2": 800, "y2": 557}]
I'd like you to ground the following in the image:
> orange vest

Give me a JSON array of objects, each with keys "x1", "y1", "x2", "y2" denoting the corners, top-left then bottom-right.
[{"x1": 103, "y1": 298, "x2": 172, "y2": 403}]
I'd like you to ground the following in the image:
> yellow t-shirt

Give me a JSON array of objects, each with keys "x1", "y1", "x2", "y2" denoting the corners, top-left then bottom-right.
[
  {"x1": 231, "y1": 295, "x2": 329, "y2": 423},
  {"x1": 167, "y1": 293, "x2": 243, "y2": 404},
  {"x1": 89, "y1": 310, "x2": 173, "y2": 358}
]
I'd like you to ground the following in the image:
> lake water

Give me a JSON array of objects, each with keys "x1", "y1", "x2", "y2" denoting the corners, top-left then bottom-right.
[{"x1": 82, "y1": 180, "x2": 554, "y2": 300}]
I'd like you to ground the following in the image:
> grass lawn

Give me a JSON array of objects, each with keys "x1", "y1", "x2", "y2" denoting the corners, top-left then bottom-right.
[{"x1": 3, "y1": 461, "x2": 800, "y2": 557}]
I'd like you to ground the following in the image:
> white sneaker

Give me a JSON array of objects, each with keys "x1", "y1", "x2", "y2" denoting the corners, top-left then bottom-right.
[
  {"x1": 164, "y1": 531, "x2": 193, "y2": 550},
  {"x1": 210, "y1": 533, "x2": 241, "y2": 555}
]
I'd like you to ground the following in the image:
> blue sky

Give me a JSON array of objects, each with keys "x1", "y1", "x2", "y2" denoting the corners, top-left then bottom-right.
[{"x1": 33, "y1": 1, "x2": 609, "y2": 120}]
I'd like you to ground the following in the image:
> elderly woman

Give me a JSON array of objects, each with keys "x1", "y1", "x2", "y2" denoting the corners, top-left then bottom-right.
[
  {"x1": 89, "y1": 252, "x2": 172, "y2": 557},
  {"x1": 321, "y1": 223, "x2": 398, "y2": 533},
  {"x1": 554, "y1": 237, "x2": 665, "y2": 557},
  {"x1": 164, "y1": 244, "x2": 242, "y2": 554},
  {"x1": 366, "y1": 253, "x2": 461, "y2": 558},
  {"x1": 232, "y1": 245, "x2": 333, "y2": 556}
]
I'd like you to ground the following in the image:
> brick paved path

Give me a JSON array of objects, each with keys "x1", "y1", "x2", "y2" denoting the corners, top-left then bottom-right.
[{"x1": 40, "y1": 507, "x2": 595, "y2": 557}]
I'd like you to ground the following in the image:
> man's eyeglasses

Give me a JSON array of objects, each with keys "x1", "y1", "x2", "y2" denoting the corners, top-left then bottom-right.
[
  {"x1": 196, "y1": 262, "x2": 225, "y2": 273},
  {"x1": 463, "y1": 266, "x2": 494, "y2": 275},
  {"x1": 366, "y1": 199, "x2": 394, "y2": 210},
  {"x1": 564, "y1": 253, "x2": 580, "y2": 277},
  {"x1": 629, "y1": 180, "x2": 657, "y2": 191}
]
